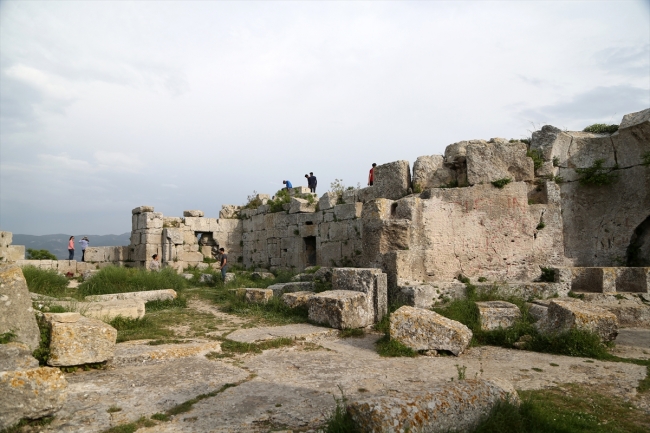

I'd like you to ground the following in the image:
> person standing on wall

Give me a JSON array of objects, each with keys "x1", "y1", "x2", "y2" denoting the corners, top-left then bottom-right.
[
  {"x1": 368, "y1": 163, "x2": 377, "y2": 186},
  {"x1": 79, "y1": 236, "x2": 89, "y2": 262},
  {"x1": 283, "y1": 180, "x2": 292, "y2": 190},
  {"x1": 219, "y1": 247, "x2": 228, "y2": 282},
  {"x1": 67, "y1": 236, "x2": 75, "y2": 260},
  {"x1": 308, "y1": 172, "x2": 317, "y2": 193}
]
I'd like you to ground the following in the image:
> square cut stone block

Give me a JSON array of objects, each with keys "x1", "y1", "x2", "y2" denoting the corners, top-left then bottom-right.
[
  {"x1": 538, "y1": 299, "x2": 618, "y2": 342},
  {"x1": 281, "y1": 291, "x2": 315, "y2": 308},
  {"x1": 332, "y1": 268, "x2": 387, "y2": 323},
  {"x1": 390, "y1": 306, "x2": 472, "y2": 355},
  {"x1": 308, "y1": 290, "x2": 373, "y2": 329},
  {"x1": 244, "y1": 288, "x2": 274, "y2": 304},
  {"x1": 476, "y1": 301, "x2": 521, "y2": 331},
  {"x1": 43, "y1": 313, "x2": 117, "y2": 366},
  {"x1": 267, "y1": 282, "x2": 314, "y2": 297},
  {"x1": 570, "y1": 267, "x2": 615, "y2": 293},
  {"x1": 615, "y1": 268, "x2": 649, "y2": 293}
]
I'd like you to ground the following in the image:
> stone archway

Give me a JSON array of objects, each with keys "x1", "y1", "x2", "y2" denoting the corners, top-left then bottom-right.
[{"x1": 627, "y1": 215, "x2": 650, "y2": 266}]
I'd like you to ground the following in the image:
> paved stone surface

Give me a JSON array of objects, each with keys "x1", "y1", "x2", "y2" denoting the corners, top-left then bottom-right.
[
  {"x1": 109, "y1": 340, "x2": 222, "y2": 367},
  {"x1": 226, "y1": 324, "x2": 337, "y2": 343}
]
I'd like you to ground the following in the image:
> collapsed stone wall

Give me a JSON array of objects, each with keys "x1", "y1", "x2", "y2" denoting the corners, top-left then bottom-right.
[{"x1": 0, "y1": 231, "x2": 25, "y2": 262}]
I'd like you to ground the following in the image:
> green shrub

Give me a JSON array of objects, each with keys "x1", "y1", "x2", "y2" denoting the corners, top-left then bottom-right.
[
  {"x1": 538, "y1": 267, "x2": 555, "y2": 282},
  {"x1": 526, "y1": 149, "x2": 544, "y2": 170},
  {"x1": 0, "y1": 331, "x2": 16, "y2": 344},
  {"x1": 491, "y1": 178, "x2": 512, "y2": 189},
  {"x1": 583, "y1": 123, "x2": 619, "y2": 134},
  {"x1": 321, "y1": 387, "x2": 360, "y2": 433},
  {"x1": 26, "y1": 248, "x2": 57, "y2": 260},
  {"x1": 267, "y1": 189, "x2": 291, "y2": 213},
  {"x1": 242, "y1": 191, "x2": 263, "y2": 210},
  {"x1": 78, "y1": 266, "x2": 187, "y2": 297},
  {"x1": 22, "y1": 266, "x2": 69, "y2": 297},
  {"x1": 412, "y1": 183, "x2": 423, "y2": 194},
  {"x1": 575, "y1": 159, "x2": 618, "y2": 186},
  {"x1": 32, "y1": 316, "x2": 51, "y2": 365}
]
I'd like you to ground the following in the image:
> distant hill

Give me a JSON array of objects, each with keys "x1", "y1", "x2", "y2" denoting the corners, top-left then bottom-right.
[{"x1": 12, "y1": 233, "x2": 131, "y2": 260}]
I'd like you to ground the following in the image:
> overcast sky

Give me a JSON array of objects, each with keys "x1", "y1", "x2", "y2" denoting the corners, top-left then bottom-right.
[{"x1": 1, "y1": 1, "x2": 648, "y2": 236}]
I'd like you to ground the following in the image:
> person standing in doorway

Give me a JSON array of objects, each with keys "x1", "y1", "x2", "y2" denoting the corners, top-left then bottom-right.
[
  {"x1": 67, "y1": 236, "x2": 75, "y2": 260},
  {"x1": 79, "y1": 236, "x2": 89, "y2": 262},
  {"x1": 219, "y1": 248, "x2": 228, "y2": 282},
  {"x1": 308, "y1": 172, "x2": 317, "y2": 193},
  {"x1": 368, "y1": 163, "x2": 377, "y2": 186}
]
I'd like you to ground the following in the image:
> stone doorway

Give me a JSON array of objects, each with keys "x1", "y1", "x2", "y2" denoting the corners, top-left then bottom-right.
[
  {"x1": 304, "y1": 236, "x2": 316, "y2": 267},
  {"x1": 627, "y1": 215, "x2": 650, "y2": 266}
]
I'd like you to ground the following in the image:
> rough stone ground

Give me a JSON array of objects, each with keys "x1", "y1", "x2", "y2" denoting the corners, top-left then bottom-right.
[{"x1": 23, "y1": 299, "x2": 650, "y2": 433}]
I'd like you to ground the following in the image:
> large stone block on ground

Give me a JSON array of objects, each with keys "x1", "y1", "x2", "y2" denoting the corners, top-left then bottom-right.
[
  {"x1": 0, "y1": 343, "x2": 39, "y2": 371},
  {"x1": 44, "y1": 312, "x2": 117, "y2": 366},
  {"x1": 332, "y1": 268, "x2": 387, "y2": 323},
  {"x1": 538, "y1": 299, "x2": 618, "y2": 342},
  {"x1": 244, "y1": 288, "x2": 273, "y2": 304},
  {"x1": 348, "y1": 378, "x2": 519, "y2": 433},
  {"x1": 268, "y1": 282, "x2": 314, "y2": 297},
  {"x1": 476, "y1": 301, "x2": 521, "y2": 331},
  {"x1": 0, "y1": 366, "x2": 68, "y2": 430},
  {"x1": 308, "y1": 290, "x2": 373, "y2": 329},
  {"x1": 466, "y1": 139, "x2": 534, "y2": 185},
  {"x1": 390, "y1": 306, "x2": 472, "y2": 355},
  {"x1": 53, "y1": 299, "x2": 145, "y2": 321},
  {"x1": 281, "y1": 291, "x2": 315, "y2": 308},
  {"x1": 0, "y1": 263, "x2": 40, "y2": 350},
  {"x1": 84, "y1": 289, "x2": 177, "y2": 303}
]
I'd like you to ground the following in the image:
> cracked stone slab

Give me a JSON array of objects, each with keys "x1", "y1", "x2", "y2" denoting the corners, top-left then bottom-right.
[
  {"x1": 226, "y1": 323, "x2": 337, "y2": 343},
  {"x1": 109, "y1": 340, "x2": 222, "y2": 367}
]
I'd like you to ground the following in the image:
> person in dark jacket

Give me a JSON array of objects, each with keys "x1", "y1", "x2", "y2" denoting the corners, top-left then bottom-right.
[{"x1": 307, "y1": 172, "x2": 317, "y2": 193}]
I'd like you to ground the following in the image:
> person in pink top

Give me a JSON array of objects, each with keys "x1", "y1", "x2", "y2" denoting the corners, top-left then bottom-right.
[{"x1": 68, "y1": 236, "x2": 75, "y2": 260}]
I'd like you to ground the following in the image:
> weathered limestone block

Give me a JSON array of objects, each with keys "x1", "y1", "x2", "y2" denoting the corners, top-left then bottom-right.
[
  {"x1": 390, "y1": 306, "x2": 472, "y2": 355},
  {"x1": 373, "y1": 160, "x2": 412, "y2": 200},
  {"x1": 476, "y1": 301, "x2": 521, "y2": 331},
  {"x1": 334, "y1": 203, "x2": 362, "y2": 221},
  {"x1": 267, "y1": 282, "x2": 314, "y2": 297},
  {"x1": 219, "y1": 205, "x2": 242, "y2": 219},
  {"x1": 289, "y1": 197, "x2": 316, "y2": 214},
  {"x1": 466, "y1": 139, "x2": 534, "y2": 185},
  {"x1": 291, "y1": 273, "x2": 315, "y2": 282},
  {"x1": 0, "y1": 231, "x2": 12, "y2": 249},
  {"x1": 224, "y1": 273, "x2": 236, "y2": 283},
  {"x1": 43, "y1": 313, "x2": 117, "y2": 366},
  {"x1": 138, "y1": 212, "x2": 164, "y2": 230},
  {"x1": 132, "y1": 205, "x2": 154, "y2": 214},
  {"x1": 3, "y1": 245, "x2": 25, "y2": 261},
  {"x1": 164, "y1": 228, "x2": 184, "y2": 245},
  {"x1": 570, "y1": 267, "x2": 616, "y2": 293},
  {"x1": 183, "y1": 210, "x2": 205, "y2": 217},
  {"x1": 281, "y1": 291, "x2": 315, "y2": 308},
  {"x1": 290, "y1": 186, "x2": 311, "y2": 195},
  {"x1": 614, "y1": 108, "x2": 650, "y2": 167},
  {"x1": 308, "y1": 290, "x2": 373, "y2": 329},
  {"x1": 244, "y1": 288, "x2": 274, "y2": 304},
  {"x1": 0, "y1": 264, "x2": 40, "y2": 351},
  {"x1": 199, "y1": 273, "x2": 213, "y2": 283},
  {"x1": 75, "y1": 261, "x2": 98, "y2": 274},
  {"x1": 82, "y1": 247, "x2": 105, "y2": 262},
  {"x1": 529, "y1": 125, "x2": 571, "y2": 177},
  {"x1": 392, "y1": 284, "x2": 457, "y2": 309},
  {"x1": 347, "y1": 379, "x2": 519, "y2": 433},
  {"x1": 251, "y1": 271, "x2": 275, "y2": 280},
  {"x1": 0, "y1": 366, "x2": 68, "y2": 430},
  {"x1": 332, "y1": 268, "x2": 387, "y2": 322},
  {"x1": 412, "y1": 155, "x2": 456, "y2": 190},
  {"x1": 184, "y1": 216, "x2": 211, "y2": 232},
  {"x1": 53, "y1": 299, "x2": 145, "y2": 321},
  {"x1": 313, "y1": 266, "x2": 333, "y2": 283},
  {"x1": 538, "y1": 299, "x2": 618, "y2": 342},
  {"x1": 615, "y1": 267, "x2": 649, "y2": 293},
  {"x1": 84, "y1": 289, "x2": 177, "y2": 303},
  {"x1": 0, "y1": 343, "x2": 39, "y2": 371},
  {"x1": 178, "y1": 251, "x2": 203, "y2": 263}
]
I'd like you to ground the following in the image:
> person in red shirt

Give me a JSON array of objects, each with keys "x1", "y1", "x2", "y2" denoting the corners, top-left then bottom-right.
[{"x1": 368, "y1": 163, "x2": 377, "y2": 186}]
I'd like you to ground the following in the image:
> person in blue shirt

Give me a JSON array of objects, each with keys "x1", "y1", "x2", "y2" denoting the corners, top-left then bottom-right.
[
  {"x1": 283, "y1": 180, "x2": 292, "y2": 190},
  {"x1": 78, "y1": 236, "x2": 89, "y2": 262}
]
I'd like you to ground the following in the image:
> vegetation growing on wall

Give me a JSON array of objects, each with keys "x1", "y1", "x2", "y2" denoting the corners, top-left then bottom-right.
[
  {"x1": 582, "y1": 123, "x2": 619, "y2": 134},
  {"x1": 575, "y1": 159, "x2": 619, "y2": 186}
]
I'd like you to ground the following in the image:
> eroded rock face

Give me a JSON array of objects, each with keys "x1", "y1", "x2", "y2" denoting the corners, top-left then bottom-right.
[
  {"x1": 0, "y1": 263, "x2": 40, "y2": 351},
  {"x1": 308, "y1": 290, "x2": 373, "y2": 329},
  {"x1": 219, "y1": 205, "x2": 242, "y2": 219},
  {"x1": 390, "y1": 306, "x2": 472, "y2": 355},
  {"x1": 412, "y1": 155, "x2": 456, "y2": 189},
  {"x1": 0, "y1": 343, "x2": 38, "y2": 371},
  {"x1": 281, "y1": 291, "x2": 315, "y2": 308},
  {"x1": 466, "y1": 139, "x2": 534, "y2": 185},
  {"x1": 244, "y1": 288, "x2": 273, "y2": 304},
  {"x1": 44, "y1": 313, "x2": 117, "y2": 366},
  {"x1": 373, "y1": 160, "x2": 412, "y2": 200},
  {"x1": 347, "y1": 378, "x2": 519, "y2": 433},
  {"x1": 476, "y1": 301, "x2": 522, "y2": 331},
  {"x1": 0, "y1": 366, "x2": 68, "y2": 430},
  {"x1": 538, "y1": 299, "x2": 618, "y2": 342}
]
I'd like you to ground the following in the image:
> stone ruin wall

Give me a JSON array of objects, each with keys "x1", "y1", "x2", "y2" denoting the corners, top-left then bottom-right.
[{"x1": 3, "y1": 108, "x2": 648, "y2": 291}]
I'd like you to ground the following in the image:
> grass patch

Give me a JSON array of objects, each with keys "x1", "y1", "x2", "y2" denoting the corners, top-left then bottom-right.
[
  {"x1": 100, "y1": 416, "x2": 155, "y2": 433},
  {"x1": 491, "y1": 177, "x2": 512, "y2": 189},
  {"x1": 108, "y1": 316, "x2": 171, "y2": 343},
  {"x1": 375, "y1": 334, "x2": 417, "y2": 357},
  {"x1": 22, "y1": 266, "x2": 69, "y2": 298},
  {"x1": 211, "y1": 288, "x2": 309, "y2": 326},
  {"x1": 471, "y1": 384, "x2": 650, "y2": 433},
  {"x1": 32, "y1": 316, "x2": 51, "y2": 366},
  {"x1": 339, "y1": 328, "x2": 365, "y2": 338},
  {"x1": 220, "y1": 337, "x2": 294, "y2": 355},
  {"x1": 151, "y1": 413, "x2": 170, "y2": 422},
  {"x1": 145, "y1": 296, "x2": 187, "y2": 312},
  {"x1": 0, "y1": 331, "x2": 16, "y2": 344},
  {"x1": 321, "y1": 387, "x2": 360, "y2": 433},
  {"x1": 106, "y1": 406, "x2": 122, "y2": 413},
  {"x1": 527, "y1": 149, "x2": 544, "y2": 170},
  {"x1": 1, "y1": 416, "x2": 55, "y2": 433},
  {"x1": 78, "y1": 266, "x2": 187, "y2": 297},
  {"x1": 166, "y1": 383, "x2": 238, "y2": 416},
  {"x1": 583, "y1": 123, "x2": 619, "y2": 134}
]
